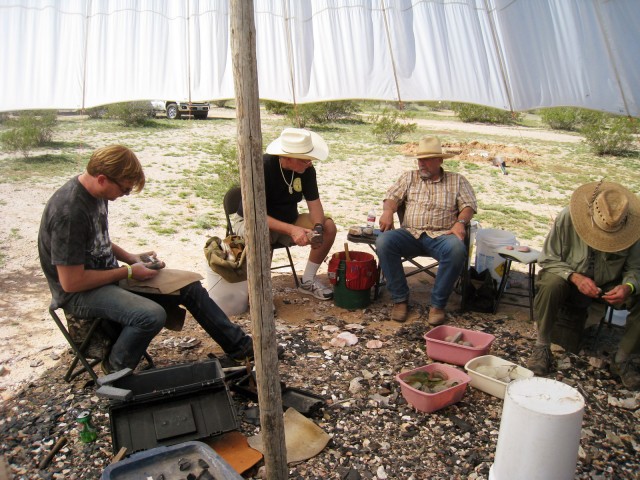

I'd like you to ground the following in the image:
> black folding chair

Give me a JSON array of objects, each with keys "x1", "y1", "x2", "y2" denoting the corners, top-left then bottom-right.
[
  {"x1": 347, "y1": 206, "x2": 471, "y2": 311},
  {"x1": 50, "y1": 304, "x2": 154, "y2": 383},
  {"x1": 223, "y1": 186, "x2": 300, "y2": 287}
]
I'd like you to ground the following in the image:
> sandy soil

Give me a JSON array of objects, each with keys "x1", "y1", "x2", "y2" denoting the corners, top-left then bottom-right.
[{"x1": 0, "y1": 109, "x2": 580, "y2": 402}]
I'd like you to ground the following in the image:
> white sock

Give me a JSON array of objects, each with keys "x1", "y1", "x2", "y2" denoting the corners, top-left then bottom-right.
[{"x1": 302, "y1": 261, "x2": 321, "y2": 284}]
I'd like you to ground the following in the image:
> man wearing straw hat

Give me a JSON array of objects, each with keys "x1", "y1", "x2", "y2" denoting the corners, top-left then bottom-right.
[
  {"x1": 528, "y1": 180, "x2": 640, "y2": 389},
  {"x1": 375, "y1": 136, "x2": 477, "y2": 325},
  {"x1": 234, "y1": 128, "x2": 337, "y2": 300}
]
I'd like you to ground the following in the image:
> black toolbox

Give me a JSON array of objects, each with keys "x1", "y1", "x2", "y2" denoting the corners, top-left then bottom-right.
[{"x1": 107, "y1": 359, "x2": 239, "y2": 454}]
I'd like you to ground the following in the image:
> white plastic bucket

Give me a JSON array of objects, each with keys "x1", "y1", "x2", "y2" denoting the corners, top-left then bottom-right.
[
  {"x1": 489, "y1": 377, "x2": 584, "y2": 480},
  {"x1": 605, "y1": 307, "x2": 628, "y2": 326},
  {"x1": 475, "y1": 229, "x2": 517, "y2": 282},
  {"x1": 206, "y1": 268, "x2": 249, "y2": 317}
]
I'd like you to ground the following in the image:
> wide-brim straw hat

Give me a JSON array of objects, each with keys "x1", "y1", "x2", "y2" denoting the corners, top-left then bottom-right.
[
  {"x1": 570, "y1": 180, "x2": 640, "y2": 252},
  {"x1": 406, "y1": 136, "x2": 455, "y2": 159},
  {"x1": 266, "y1": 128, "x2": 329, "y2": 161}
]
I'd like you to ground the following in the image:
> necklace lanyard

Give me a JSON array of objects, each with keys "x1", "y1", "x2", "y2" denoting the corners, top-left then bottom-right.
[{"x1": 280, "y1": 161, "x2": 295, "y2": 194}]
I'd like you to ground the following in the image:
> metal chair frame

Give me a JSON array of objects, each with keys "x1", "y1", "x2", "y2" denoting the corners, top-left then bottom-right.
[
  {"x1": 223, "y1": 186, "x2": 300, "y2": 287},
  {"x1": 50, "y1": 306, "x2": 154, "y2": 383}
]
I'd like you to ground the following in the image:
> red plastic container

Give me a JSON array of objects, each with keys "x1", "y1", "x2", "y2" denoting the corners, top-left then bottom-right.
[
  {"x1": 424, "y1": 325, "x2": 495, "y2": 366},
  {"x1": 396, "y1": 363, "x2": 471, "y2": 413}
]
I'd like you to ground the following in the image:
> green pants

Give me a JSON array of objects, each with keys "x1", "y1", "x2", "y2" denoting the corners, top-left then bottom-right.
[{"x1": 534, "y1": 270, "x2": 640, "y2": 355}]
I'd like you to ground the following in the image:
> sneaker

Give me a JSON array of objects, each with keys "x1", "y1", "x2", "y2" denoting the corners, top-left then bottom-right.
[
  {"x1": 298, "y1": 279, "x2": 333, "y2": 300},
  {"x1": 427, "y1": 307, "x2": 446, "y2": 326},
  {"x1": 391, "y1": 302, "x2": 409, "y2": 322},
  {"x1": 610, "y1": 358, "x2": 640, "y2": 390},
  {"x1": 527, "y1": 345, "x2": 553, "y2": 376}
]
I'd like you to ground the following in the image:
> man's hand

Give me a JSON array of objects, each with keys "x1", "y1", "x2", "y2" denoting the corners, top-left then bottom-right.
[
  {"x1": 569, "y1": 272, "x2": 602, "y2": 298},
  {"x1": 290, "y1": 225, "x2": 311, "y2": 246},
  {"x1": 130, "y1": 262, "x2": 161, "y2": 281},
  {"x1": 379, "y1": 211, "x2": 395, "y2": 232},
  {"x1": 601, "y1": 284, "x2": 632, "y2": 306},
  {"x1": 449, "y1": 221, "x2": 466, "y2": 241}
]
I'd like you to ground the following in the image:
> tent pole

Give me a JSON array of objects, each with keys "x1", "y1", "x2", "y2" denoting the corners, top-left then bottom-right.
[
  {"x1": 380, "y1": 0, "x2": 403, "y2": 110},
  {"x1": 230, "y1": 1, "x2": 288, "y2": 478},
  {"x1": 282, "y1": 0, "x2": 300, "y2": 124},
  {"x1": 483, "y1": 0, "x2": 515, "y2": 113},
  {"x1": 593, "y1": 0, "x2": 631, "y2": 117}
]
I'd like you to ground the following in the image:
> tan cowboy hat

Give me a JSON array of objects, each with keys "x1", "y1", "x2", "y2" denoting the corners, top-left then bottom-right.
[
  {"x1": 406, "y1": 136, "x2": 455, "y2": 159},
  {"x1": 570, "y1": 180, "x2": 640, "y2": 252},
  {"x1": 266, "y1": 127, "x2": 329, "y2": 161}
]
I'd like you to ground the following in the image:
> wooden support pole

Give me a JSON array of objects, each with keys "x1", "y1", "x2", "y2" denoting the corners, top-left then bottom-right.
[{"x1": 229, "y1": 1, "x2": 287, "y2": 479}]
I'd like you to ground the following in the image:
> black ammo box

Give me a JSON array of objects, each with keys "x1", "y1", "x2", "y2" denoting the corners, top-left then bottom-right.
[{"x1": 108, "y1": 359, "x2": 238, "y2": 454}]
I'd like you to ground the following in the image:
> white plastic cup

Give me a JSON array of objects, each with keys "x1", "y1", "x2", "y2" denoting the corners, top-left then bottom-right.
[{"x1": 490, "y1": 377, "x2": 584, "y2": 480}]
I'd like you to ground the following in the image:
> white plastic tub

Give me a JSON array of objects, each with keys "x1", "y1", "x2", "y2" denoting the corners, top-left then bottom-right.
[{"x1": 464, "y1": 355, "x2": 534, "y2": 399}]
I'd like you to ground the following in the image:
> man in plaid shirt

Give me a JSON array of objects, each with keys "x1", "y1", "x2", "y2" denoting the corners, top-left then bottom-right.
[{"x1": 375, "y1": 136, "x2": 477, "y2": 325}]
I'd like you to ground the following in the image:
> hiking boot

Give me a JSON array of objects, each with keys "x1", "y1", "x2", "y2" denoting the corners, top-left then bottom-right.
[
  {"x1": 610, "y1": 359, "x2": 640, "y2": 390},
  {"x1": 427, "y1": 307, "x2": 446, "y2": 326},
  {"x1": 391, "y1": 302, "x2": 409, "y2": 322},
  {"x1": 527, "y1": 345, "x2": 553, "y2": 376},
  {"x1": 219, "y1": 344, "x2": 285, "y2": 368},
  {"x1": 100, "y1": 357, "x2": 114, "y2": 375},
  {"x1": 298, "y1": 279, "x2": 333, "y2": 300}
]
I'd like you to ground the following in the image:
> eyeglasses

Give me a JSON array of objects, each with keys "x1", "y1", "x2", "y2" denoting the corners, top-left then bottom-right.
[
  {"x1": 106, "y1": 176, "x2": 133, "y2": 195},
  {"x1": 296, "y1": 158, "x2": 313, "y2": 166}
]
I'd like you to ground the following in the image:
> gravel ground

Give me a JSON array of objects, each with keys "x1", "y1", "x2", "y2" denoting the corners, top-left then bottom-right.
[{"x1": 1, "y1": 273, "x2": 639, "y2": 480}]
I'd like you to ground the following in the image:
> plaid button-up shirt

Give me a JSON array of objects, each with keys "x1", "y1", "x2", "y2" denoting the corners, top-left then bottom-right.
[{"x1": 385, "y1": 169, "x2": 477, "y2": 239}]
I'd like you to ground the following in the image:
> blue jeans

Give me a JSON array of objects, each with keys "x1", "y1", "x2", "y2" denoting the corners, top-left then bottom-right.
[
  {"x1": 64, "y1": 281, "x2": 252, "y2": 370},
  {"x1": 375, "y1": 229, "x2": 467, "y2": 309}
]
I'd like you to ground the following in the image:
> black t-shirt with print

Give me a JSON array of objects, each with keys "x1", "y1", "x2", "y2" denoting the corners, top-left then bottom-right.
[
  {"x1": 38, "y1": 176, "x2": 118, "y2": 308},
  {"x1": 237, "y1": 154, "x2": 319, "y2": 224}
]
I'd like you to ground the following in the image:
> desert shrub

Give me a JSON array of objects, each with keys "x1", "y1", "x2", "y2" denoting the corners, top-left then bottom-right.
[
  {"x1": 85, "y1": 106, "x2": 107, "y2": 119},
  {"x1": 539, "y1": 107, "x2": 584, "y2": 131},
  {"x1": 263, "y1": 101, "x2": 360, "y2": 127},
  {"x1": 106, "y1": 101, "x2": 155, "y2": 127},
  {"x1": 0, "y1": 110, "x2": 57, "y2": 157},
  {"x1": 451, "y1": 103, "x2": 522, "y2": 124},
  {"x1": 580, "y1": 112, "x2": 638, "y2": 156},
  {"x1": 212, "y1": 99, "x2": 229, "y2": 108},
  {"x1": 370, "y1": 108, "x2": 417, "y2": 143}
]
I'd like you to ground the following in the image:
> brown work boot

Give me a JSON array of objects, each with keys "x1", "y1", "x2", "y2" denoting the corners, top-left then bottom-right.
[
  {"x1": 390, "y1": 302, "x2": 408, "y2": 323},
  {"x1": 610, "y1": 358, "x2": 640, "y2": 390},
  {"x1": 427, "y1": 307, "x2": 446, "y2": 326},
  {"x1": 527, "y1": 345, "x2": 553, "y2": 376}
]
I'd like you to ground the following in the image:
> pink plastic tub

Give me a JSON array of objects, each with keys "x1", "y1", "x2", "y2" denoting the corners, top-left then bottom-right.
[
  {"x1": 396, "y1": 363, "x2": 471, "y2": 413},
  {"x1": 424, "y1": 325, "x2": 495, "y2": 366}
]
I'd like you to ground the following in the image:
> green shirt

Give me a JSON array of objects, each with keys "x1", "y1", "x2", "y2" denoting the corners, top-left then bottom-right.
[{"x1": 538, "y1": 206, "x2": 640, "y2": 293}]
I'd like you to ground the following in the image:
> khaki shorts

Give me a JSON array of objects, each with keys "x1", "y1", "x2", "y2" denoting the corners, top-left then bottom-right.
[{"x1": 233, "y1": 213, "x2": 314, "y2": 246}]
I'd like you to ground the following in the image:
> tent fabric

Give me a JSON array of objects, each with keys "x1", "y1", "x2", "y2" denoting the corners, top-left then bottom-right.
[{"x1": 0, "y1": 0, "x2": 638, "y2": 116}]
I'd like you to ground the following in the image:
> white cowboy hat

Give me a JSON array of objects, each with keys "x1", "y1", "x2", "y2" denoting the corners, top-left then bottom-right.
[
  {"x1": 405, "y1": 136, "x2": 455, "y2": 159},
  {"x1": 266, "y1": 128, "x2": 329, "y2": 161},
  {"x1": 570, "y1": 180, "x2": 640, "y2": 252}
]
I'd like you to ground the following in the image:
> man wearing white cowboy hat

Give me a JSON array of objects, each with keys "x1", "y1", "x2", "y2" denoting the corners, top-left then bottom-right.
[
  {"x1": 375, "y1": 136, "x2": 477, "y2": 325},
  {"x1": 528, "y1": 180, "x2": 640, "y2": 389},
  {"x1": 234, "y1": 128, "x2": 337, "y2": 300}
]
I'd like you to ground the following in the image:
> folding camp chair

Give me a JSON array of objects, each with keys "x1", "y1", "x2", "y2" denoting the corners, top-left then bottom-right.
[
  {"x1": 347, "y1": 205, "x2": 471, "y2": 311},
  {"x1": 223, "y1": 186, "x2": 300, "y2": 287},
  {"x1": 50, "y1": 304, "x2": 155, "y2": 383}
]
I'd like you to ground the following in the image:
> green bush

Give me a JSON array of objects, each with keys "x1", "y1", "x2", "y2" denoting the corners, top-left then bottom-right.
[
  {"x1": 85, "y1": 106, "x2": 108, "y2": 119},
  {"x1": 370, "y1": 108, "x2": 417, "y2": 143},
  {"x1": 263, "y1": 101, "x2": 360, "y2": 127},
  {"x1": 106, "y1": 101, "x2": 155, "y2": 127},
  {"x1": 539, "y1": 107, "x2": 587, "y2": 131},
  {"x1": 0, "y1": 110, "x2": 57, "y2": 157},
  {"x1": 451, "y1": 103, "x2": 522, "y2": 124},
  {"x1": 580, "y1": 112, "x2": 638, "y2": 156}
]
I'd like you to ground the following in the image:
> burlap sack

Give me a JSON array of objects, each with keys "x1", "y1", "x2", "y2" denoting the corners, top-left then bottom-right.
[{"x1": 204, "y1": 235, "x2": 247, "y2": 283}]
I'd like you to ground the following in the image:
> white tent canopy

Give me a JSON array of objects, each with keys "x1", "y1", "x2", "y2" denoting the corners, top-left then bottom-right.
[{"x1": 1, "y1": 0, "x2": 638, "y2": 116}]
